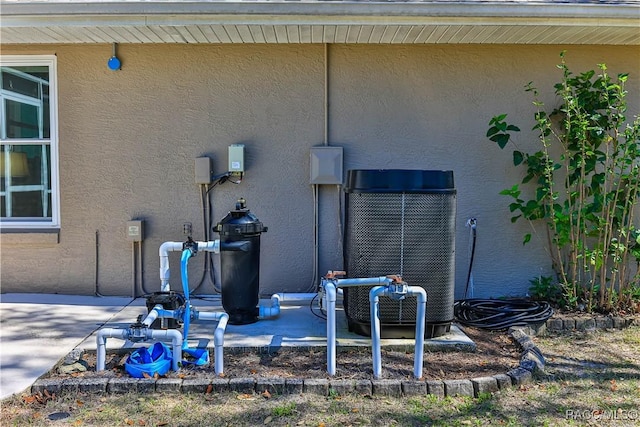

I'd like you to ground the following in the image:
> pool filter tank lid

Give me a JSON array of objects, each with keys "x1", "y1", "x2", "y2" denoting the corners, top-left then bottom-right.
[{"x1": 214, "y1": 198, "x2": 267, "y2": 236}]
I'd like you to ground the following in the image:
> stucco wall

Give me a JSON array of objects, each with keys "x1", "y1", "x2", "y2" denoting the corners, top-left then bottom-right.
[{"x1": 1, "y1": 44, "x2": 638, "y2": 299}]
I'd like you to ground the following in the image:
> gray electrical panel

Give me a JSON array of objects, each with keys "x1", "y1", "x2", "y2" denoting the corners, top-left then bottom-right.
[
  {"x1": 126, "y1": 220, "x2": 144, "y2": 242},
  {"x1": 310, "y1": 146, "x2": 343, "y2": 185},
  {"x1": 228, "y1": 144, "x2": 245, "y2": 174},
  {"x1": 195, "y1": 156, "x2": 213, "y2": 184}
]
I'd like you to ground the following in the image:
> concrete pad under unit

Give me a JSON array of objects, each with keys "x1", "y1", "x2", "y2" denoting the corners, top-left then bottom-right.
[{"x1": 79, "y1": 296, "x2": 476, "y2": 354}]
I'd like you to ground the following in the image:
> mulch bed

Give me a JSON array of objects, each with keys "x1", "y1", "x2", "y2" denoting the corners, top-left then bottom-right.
[{"x1": 47, "y1": 326, "x2": 521, "y2": 382}]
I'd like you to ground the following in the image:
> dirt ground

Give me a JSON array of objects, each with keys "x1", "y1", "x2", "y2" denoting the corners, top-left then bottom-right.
[
  {"x1": 5, "y1": 325, "x2": 638, "y2": 427},
  {"x1": 47, "y1": 326, "x2": 521, "y2": 381}
]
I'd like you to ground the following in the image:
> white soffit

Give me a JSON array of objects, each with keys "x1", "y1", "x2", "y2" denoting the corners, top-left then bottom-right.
[{"x1": 1, "y1": 1, "x2": 639, "y2": 45}]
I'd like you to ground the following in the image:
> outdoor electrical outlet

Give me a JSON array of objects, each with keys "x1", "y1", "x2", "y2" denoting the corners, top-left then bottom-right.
[{"x1": 183, "y1": 222, "x2": 192, "y2": 236}]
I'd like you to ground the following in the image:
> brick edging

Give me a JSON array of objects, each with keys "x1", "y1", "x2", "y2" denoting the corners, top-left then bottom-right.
[
  {"x1": 31, "y1": 326, "x2": 551, "y2": 399},
  {"x1": 540, "y1": 315, "x2": 637, "y2": 335},
  {"x1": 32, "y1": 316, "x2": 638, "y2": 399}
]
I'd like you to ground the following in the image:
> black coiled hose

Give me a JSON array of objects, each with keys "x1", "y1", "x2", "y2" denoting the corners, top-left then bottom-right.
[{"x1": 454, "y1": 298, "x2": 554, "y2": 331}]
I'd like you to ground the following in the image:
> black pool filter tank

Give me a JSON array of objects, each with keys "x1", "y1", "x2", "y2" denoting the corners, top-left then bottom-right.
[
  {"x1": 343, "y1": 169, "x2": 456, "y2": 338},
  {"x1": 214, "y1": 198, "x2": 268, "y2": 325}
]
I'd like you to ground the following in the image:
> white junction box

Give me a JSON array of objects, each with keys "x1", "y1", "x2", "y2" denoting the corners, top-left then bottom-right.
[{"x1": 310, "y1": 146, "x2": 343, "y2": 185}]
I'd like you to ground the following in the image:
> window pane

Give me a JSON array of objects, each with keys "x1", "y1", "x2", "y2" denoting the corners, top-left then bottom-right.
[
  {"x1": 1, "y1": 144, "x2": 51, "y2": 219},
  {"x1": 4, "y1": 99, "x2": 40, "y2": 138},
  {"x1": 1, "y1": 66, "x2": 49, "y2": 139},
  {"x1": 43, "y1": 84, "x2": 50, "y2": 139},
  {"x1": 1, "y1": 69, "x2": 40, "y2": 98},
  {"x1": 11, "y1": 190, "x2": 44, "y2": 218}
]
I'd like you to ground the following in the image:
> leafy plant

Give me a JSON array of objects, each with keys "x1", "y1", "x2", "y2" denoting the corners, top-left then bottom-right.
[
  {"x1": 487, "y1": 52, "x2": 640, "y2": 314},
  {"x1": 271, "y1": 402, "x2": 296, "y2": 417},
  {"x1": 529, "y1": 276, "x2": 564, "y2": 307}
]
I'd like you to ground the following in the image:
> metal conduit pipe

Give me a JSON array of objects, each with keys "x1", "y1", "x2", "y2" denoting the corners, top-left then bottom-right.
[
  {"x1": 96, "y1": 327, "x2": 183, "y2": 372},
  {"x1": 370, "y1": 285, "x2": 427, "y2": 379},
  {"x1": 159, "y1": 240, "x2": 220, "y2": 292},
  {"x1": 194, "y1": 310, "x2": 229, "y2": 374}
]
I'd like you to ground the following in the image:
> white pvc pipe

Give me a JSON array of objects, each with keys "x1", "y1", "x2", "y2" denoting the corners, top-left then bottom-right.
[
  {"x1": 324, "y1": 281, "x2": 338, "y2": 376},
  {"x1": 159, "y1": 241, "x2": 183, "y2": 292},
  {"x1": 159, "y1": 240, "x2": 220, "y2": 292},
  {"x1": 194, "y1": 310, "x2": 229, "y2": 375},
  {"x1": 413, "y1": 287, "x2": 427, "y2": 379},
  {"x1": 369, "y1": 286, "x2": 385, "y2": 379},
  {"x1": 324, "y1": 277, "x2": 393, "y2": 376},
  {"x1": 370, "y1": 285, "x2": 427, "y2": 379},
  {"x1": 269, "y1": 292, "x2": 316, "y2": 302},
  {"x1": 141, "y1": 304, "x2": 162, "y2": 327},
  {"x1": 334, "y1": 276, "x2": 392, "y2": 287},
  {"x1": 151, "y1": 329, "x2": 183, "y2": 372},
  {"x1": 96, "y1": 328, "x2": 128, "y2": 372},
  {"x1": 96, "y1": 327, "x2": 183, "y2": 372},
  {"x1": 214, "y1": 314, "x2": 228, "y2": 375},
  {"x1": 323, "y1": 276, "x2": 395, "y2": 376}
]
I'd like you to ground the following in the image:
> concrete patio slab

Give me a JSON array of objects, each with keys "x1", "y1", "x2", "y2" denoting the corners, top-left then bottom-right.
[{"x1": 0, "y1": 293, "x2": 134, "y2": 400}]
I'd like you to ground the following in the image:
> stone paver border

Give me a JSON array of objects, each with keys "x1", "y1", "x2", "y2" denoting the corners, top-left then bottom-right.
[{"x1": 30, "y1": 316, "x2": 636, "y2": 399}]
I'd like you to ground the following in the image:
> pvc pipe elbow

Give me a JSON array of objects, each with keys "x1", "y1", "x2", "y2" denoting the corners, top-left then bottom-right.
[
  {"x1": 96, "y1": 328, "x2": 128, "y2": 371},
  {"x1": 159, "y1": 241, "x2": 182, "y2": 292},
  {"x1": 97, "y1": 327, "x2": 128, "y2": 341},
  {"x1": 214, "y1": 313, "x2": 229, "y2": 347},
  {"x1": 159, "y1": 241, "x2": 183, "y2": 256},
  {"x1": 214, "y1": 314, "x2": 228, "y2": 375},
  {"x1": 407, "y1": 286, "x2": 427, "y2": 303},
  {"x1": 256, "y1": 294, "x2": 281, "y2": 319},
  {"x1": 324, "y1": 282, "x2": 337, "y2": 303},
  {"x1": 369, "y1": 285, "x2": 387, "y2": 302},
  {"x1": 148, "y1": 329, "x2": 183, "y2": 372}
]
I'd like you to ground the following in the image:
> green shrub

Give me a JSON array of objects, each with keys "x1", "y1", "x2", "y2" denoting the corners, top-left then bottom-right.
[{"x1": 487, "y1": 52, "x2": 640, "y2": 314}]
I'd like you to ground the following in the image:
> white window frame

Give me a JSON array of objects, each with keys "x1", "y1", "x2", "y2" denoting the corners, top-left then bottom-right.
[{"x1": 0, "y1": 55, "x2": 60, "y2": 229}]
